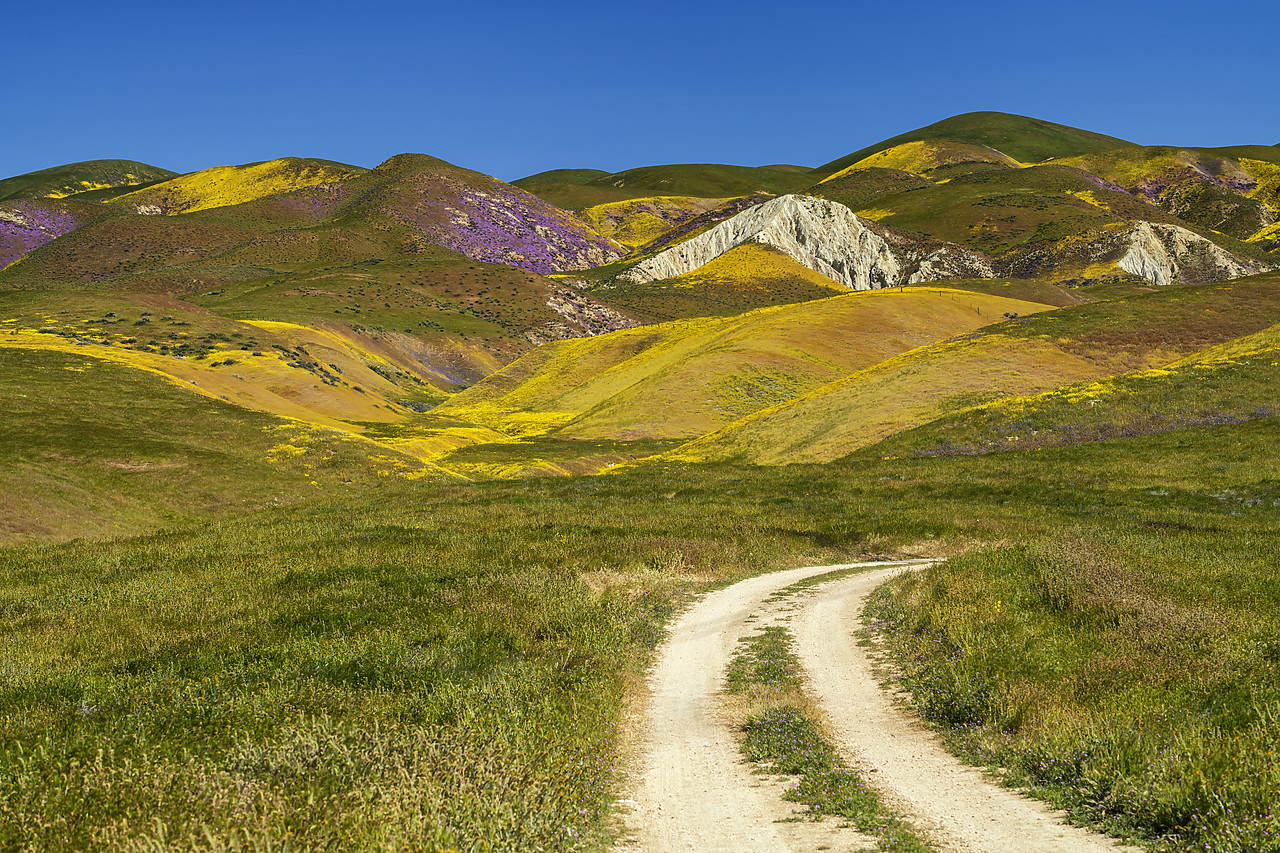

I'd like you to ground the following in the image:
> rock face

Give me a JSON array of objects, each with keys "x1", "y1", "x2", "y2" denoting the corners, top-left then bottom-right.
[
  {"x1": 615, "y1": 194, "x2": 902, "y2": 290},
  {"x1": 904, "y1": 245, "x2": 995, "y2": 284},
  {"x1": 1117, "y1": 221, "x2": 1269, "y2": 285}
]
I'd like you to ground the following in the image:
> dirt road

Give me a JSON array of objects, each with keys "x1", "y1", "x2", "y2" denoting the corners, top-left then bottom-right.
[
  {"x1": 792, "y1": 567, "x2": 1134, "y2": 852},
  {"x1": 616, "y1": 562, "x2": 1133, "y2": 852}
]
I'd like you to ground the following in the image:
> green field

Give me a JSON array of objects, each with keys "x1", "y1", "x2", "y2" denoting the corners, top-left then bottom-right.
[{"x1": 4, "y1": 110, "x2": 1280, "y2": 851}]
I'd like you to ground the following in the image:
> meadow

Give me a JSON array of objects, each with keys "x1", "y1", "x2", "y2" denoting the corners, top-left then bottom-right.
[{"x1": 1, "y1": 406, "x2": 1277, "y2": 850}]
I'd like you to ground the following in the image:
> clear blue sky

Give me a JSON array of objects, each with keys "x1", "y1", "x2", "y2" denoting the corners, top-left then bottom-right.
[{"x1": 5, "y1": 0, "x2": 1277, "y2": 182}]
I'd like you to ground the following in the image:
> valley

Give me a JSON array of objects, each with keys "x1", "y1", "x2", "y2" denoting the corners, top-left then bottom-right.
[{"x1": 1, "y1": 111, "x2": 1278, "y2": 852}]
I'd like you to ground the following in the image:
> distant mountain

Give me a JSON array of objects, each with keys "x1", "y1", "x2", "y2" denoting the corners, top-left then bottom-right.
[
  {"x1": 109, "y1": 157, "x2": 367, "y2": 214},
  {"x1": 4, "y1": 112, "x2": 1279, "y2": 484},
  {"x1": 514, "y1": 163, "x2": 813, "y2": 210},
  {"x1": 814, "y1": 111, "x2": 1137, "y2": 176},
  {"x1": 0, "y1": 159, "x2": 177, "y2": 202}
]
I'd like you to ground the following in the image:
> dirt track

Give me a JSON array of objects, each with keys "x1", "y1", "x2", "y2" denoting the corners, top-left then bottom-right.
[
  {"x1": 615, "y1": 562, "x2": 1135, "y2": 852},
  {"x1": 792, "y1": 567, "x2": 1134, "y2": 852}
]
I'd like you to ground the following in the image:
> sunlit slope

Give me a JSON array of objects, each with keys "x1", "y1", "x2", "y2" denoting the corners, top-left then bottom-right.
[
  {"x1": 1057, "y1": 147, "x2": 1279, "y2": 239},
  {"x1": 514, "y1": 163, "x2": 812, "y2": 210},
  {"x1": 853, "y1": 164, "x2": 1156, "y2": 254},
  {"x1": 595, "y1": 243, "x2": 848, "y2": 322},
  {"x1": 863, "y1": 319, "x2": 1280, "y2": 459},
  {"x1": 815, "y1": 111, "x2": 1136, "y2": 177},
  {"x1": 0, "y1": 346, "x2": 443, "y2": 545},
  {"x1": 576, "y1": 196, "x2": 732, "y2": 249},
  {"x1": 0, "y1": 159, "x2": 177, "y2": 202},
  {"x1": 806, "y1": 167, "x2": 933, "y2": 214},
  {"x1": 0, "y1": 292, "x2": 457, "y2": 427},
  {"x1": 665, "y1": 273, "x2": 1280, "y2": 464},
  {"x1": 436, "y1": 287, "x2": 1053, "y2": 440},
  {"x1": 111, "y1": 158, "x2": 366, "y2": 214},
  {"x1": 820, "y1": 139, "x2": 1020, "y2": 181}
]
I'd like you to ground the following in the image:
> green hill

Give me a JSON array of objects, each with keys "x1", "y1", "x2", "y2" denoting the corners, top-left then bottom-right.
[
  {"x1": 0, "y1": 159, "x2": 177, "y2": 202},
  {"x1": 516, "y1": 163, "x2": 813, "y2": 210},
  {"x1": 432, "y1": 286, "x2": 1053, "y2": 447},
  {"x1": 0, "y1": 344, "x2": 444, "y2": 544},
  {"x1": 661, "y1": 273, "x2": 1280, "y2": 465},
  {"x1": 109, "y1": 157, "x2": 366, "y2": 214},
  {"x1": 863, "y1": 318, "x2": 1280, "y2": 460},
  {"x1": 815, "y1": 111, "x2": 1137, "y2": 177}
]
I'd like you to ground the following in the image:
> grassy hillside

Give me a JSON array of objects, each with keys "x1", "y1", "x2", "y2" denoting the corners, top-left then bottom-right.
[
  {"x1": 665, "y1": 274, "x2": 1280, "y2": 465},
  {"x1": 0, "y1": 159, "x2": 177, "y2": 201},
  {"x1": 1, "y1": 399, "x2": 1278, "y2": 850},
  {"x1": 0, "y1": 345, "x2": 440, "y2": 543},
  {"x1": 1058, "y1": 147, "x2": 1277, "y2": 239},
  {"x1": 433, "y1": 286, "x2": 1053, "y2": 444},
  {"x1": 592, "y1": 243, "x2": 849, "y2": 322},
  {"x1": 512, "y1": 168, "x2": 611, "y2": 185},
  {"x1": 851, "y1": 164, "x2": 1155, "y2": 255},
  {"x1": 805, "y1": 166, "x2": 934, "y2": 213},
  {"x1": 862, "y1": 318, "x2": 1280, "y2": 459},
  {"x1": 0, "y1": 289, "x2": 465, "y2": 424},
  {"x1": 110, "y1": 158, "x2": 367, "y2": 214},
  {"x1": 816, "y1": 111, "x2": 1136, "y2": 177},
  {"x1": 575, "y1": 195, "x2": 732, "y2": 250},
  {"x1": 516, "y1": 163, "x2": 812, "y2": 210},
  {"x1": 821, "y1": 139, "x2": 1020, "y2": 181},
  {"x1": 0, "y1": 155, "x2": 634, "y2": 384}
]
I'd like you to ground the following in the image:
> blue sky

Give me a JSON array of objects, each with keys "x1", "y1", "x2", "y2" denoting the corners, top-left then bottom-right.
[{"x1": 5, "y1": 0, "x2": 1277, "y2": 181}]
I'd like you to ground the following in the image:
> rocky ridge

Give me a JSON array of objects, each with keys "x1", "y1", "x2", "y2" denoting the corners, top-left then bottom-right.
[
  {"x1": 615, "y1": 194, "x2": 903, "y2": 290},
  {"x1": 1116, "y1": 221, "x2": 1269, "y2": 285}
]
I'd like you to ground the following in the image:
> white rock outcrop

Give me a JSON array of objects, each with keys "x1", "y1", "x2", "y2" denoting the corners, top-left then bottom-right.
[
  {"x1": 615, "y1": 194, "x2": 901, "y2": 290},
  {"x1": 1118, "y1": 221, "x2": 1267, "y2": 285},
  {"x1": 906, "y1": 246, "x2": 995, "y2": 284}
]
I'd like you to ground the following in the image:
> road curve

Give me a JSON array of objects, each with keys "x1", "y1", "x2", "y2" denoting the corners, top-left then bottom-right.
[
  {"x1": 613, "y1": 561, "x2": 913, "y2": 852},
  {"x1": 791, "y1": 566, "x2": 1136, "y2": 852}
]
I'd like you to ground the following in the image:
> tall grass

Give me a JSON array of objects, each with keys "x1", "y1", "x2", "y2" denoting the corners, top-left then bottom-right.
[
  {"x1": 869, "y1": 505, "x2": 1280, "y2": 850},
  {"x1": 2, "y1": 414, "x2": 1278, "y2": 849}
]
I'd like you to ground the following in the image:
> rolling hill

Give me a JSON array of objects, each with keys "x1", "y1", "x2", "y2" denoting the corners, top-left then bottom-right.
[
  {"x1": 430, "y1": 286, "x2": 1053, "y2": 446},
  {"x1": 6, "y1": 110, "x2": 1280, "y2": 853},
  {"x1": 0, "y1": 159, "x2": 177, "y2": 202},
  {"x1": 513, "y1": 163, "x2": 814, "y2": 210},
  {"x1": 657, "y1": 272, "x2": 1280, "y2": 465},
  {"x1": 814, "y1": 111, "x2": 1137, "y2": 176}
]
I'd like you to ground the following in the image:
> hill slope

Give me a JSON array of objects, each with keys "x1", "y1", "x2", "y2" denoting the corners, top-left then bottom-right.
[
  {"x1": 110, "y1": 158, "x2": 367, "y2": 214},
  {"x1": 514, "y1": 163, "x2": 813, "y2": 210},
  {"x1": 0, "y1": 159, "x2": 177, "y2": 202},
  {"x1": 815, "y1": 112, "x2": 1136, "y2": 177},
  {"x1": 661, "y1": 273, "x2": 1280, "y2": 464},
  {"x1": 433, "y1": 286, "x2": 1054, "y2": 442}
]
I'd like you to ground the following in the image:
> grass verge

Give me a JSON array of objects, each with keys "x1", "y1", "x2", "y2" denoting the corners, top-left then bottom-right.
[
  {"x1": 726, "y1": 604, "x2": 931, "y2": 851},
  {"x1": 866, "y1": 530, "x2": 1280, "y2": 852}
]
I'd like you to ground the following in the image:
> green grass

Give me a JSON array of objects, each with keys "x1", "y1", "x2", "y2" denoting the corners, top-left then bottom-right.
[
  {"x1": 514, "y1": 163, "x2": 812, "y2": 210},
  {"x1": 0, "y1": 160, "x2": 178, "y2": 202},
  {"x1": 854, "y1": 166, "x2": 1132, "y2": 256},
  {"x1": 805, "y1": 166, "x2": 934, "y2": 212},
  {"x1": 815, "y1": 111, "x2": 1136, "y2": 177},
  {"x1": 2, "y1": 399, "x2": 1280, "y2": 848},
  {"x1": 867, "y1": 518, "x2": 1280, "y2": 851},
  {"x1": 0, "y1": 346, "x2": 431, "y2": 544},
  {"x1": 726, "y1": 615, "x2": 935, "y2": 850}
]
